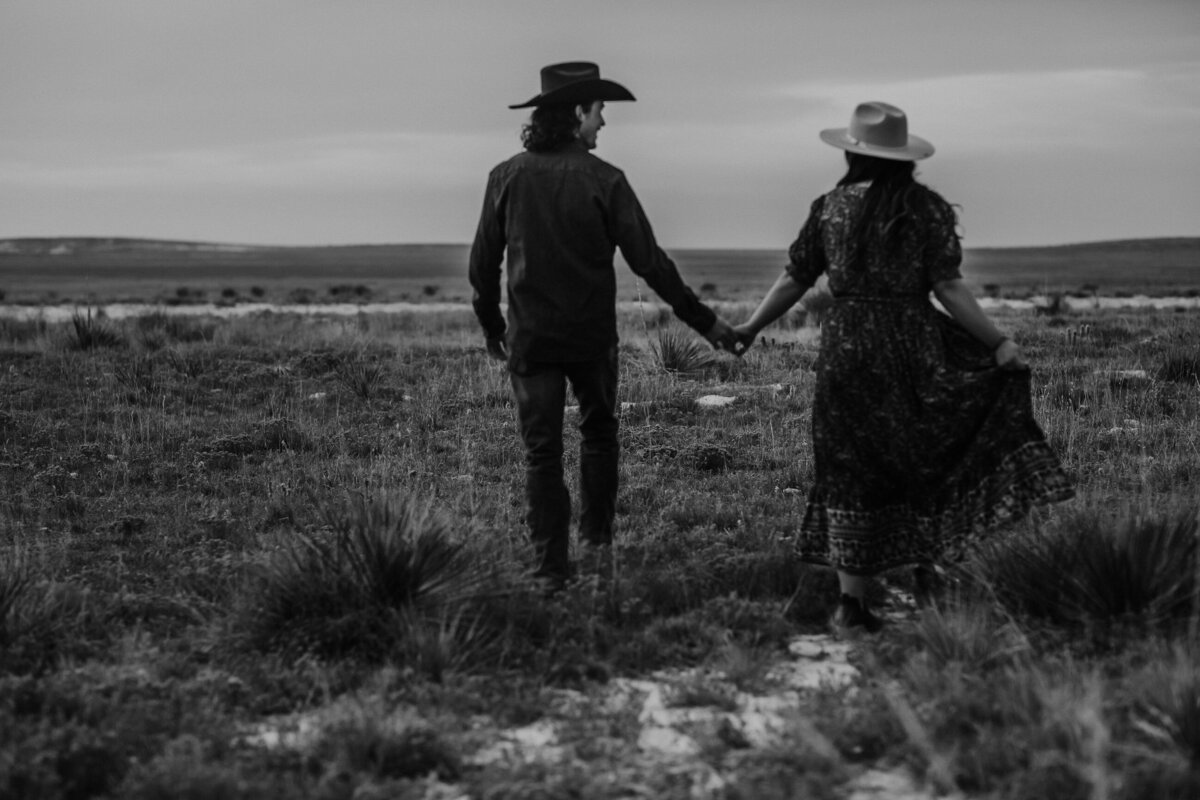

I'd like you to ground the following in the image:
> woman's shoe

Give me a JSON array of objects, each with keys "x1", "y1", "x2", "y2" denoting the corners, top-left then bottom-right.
[{"x1": 832, "y1": 593, "x2": 883, "y2": 633}]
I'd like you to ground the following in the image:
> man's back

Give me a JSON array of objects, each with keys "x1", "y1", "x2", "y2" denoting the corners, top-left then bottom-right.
[{"x1": 473, "y1": 143, "x2": 625, "y2": 363}]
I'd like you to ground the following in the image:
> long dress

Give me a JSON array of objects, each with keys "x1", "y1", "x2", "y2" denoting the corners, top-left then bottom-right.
[{"x1": 787, "y1": 184, "x2": 1074, "y2": 575}]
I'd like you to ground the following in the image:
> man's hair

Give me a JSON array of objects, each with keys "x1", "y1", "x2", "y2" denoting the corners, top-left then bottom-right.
[
  {"x1": 521, "y1": 103, "x2": 587, "y2": 152},
  {"x1": 837, "y1": 151, "x2": 958, "y2": 267}
]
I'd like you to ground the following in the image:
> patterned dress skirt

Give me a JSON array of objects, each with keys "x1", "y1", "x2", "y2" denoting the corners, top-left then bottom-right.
[{"x1": 796, "y1": 297, "x2": 1074, "y2": 574}]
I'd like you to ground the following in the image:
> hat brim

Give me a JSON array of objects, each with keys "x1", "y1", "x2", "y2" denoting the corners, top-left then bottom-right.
[
  {"x1": 819, "y1": 127, "x2": 935, "y2": 161},
  {"x1": 509, "y1": 79, "x2": 636, "y2": 109}
]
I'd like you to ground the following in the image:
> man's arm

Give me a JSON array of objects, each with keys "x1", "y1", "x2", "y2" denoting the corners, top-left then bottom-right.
[
  {"x1": 609, "y1": 174, "x2": 718, "y2": 337},
  {"x1": 468, "y1": 172, "x2": 508, "y2": 356}
]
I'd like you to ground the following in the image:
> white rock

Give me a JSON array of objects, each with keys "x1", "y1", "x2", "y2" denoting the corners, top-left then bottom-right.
[
  {"x1": 695, "y1": 394, "x2": 737, "y2": 408},
  {"x1": 638, "y1": 725, "x2": 702, "y2": 757}
]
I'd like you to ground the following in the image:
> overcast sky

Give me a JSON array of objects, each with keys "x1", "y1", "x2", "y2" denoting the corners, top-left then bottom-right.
[{"x1": 3, "y1": 0, "x2": 1198, "y2": 248}]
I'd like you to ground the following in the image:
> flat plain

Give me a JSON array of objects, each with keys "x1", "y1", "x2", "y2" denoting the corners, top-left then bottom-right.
[
  {"x1": 1, "y1": 237, "x2": 1198, "y2": 799},
  {"x1": 2, "y1": 236, "x2": 1198, "y2": 305}
]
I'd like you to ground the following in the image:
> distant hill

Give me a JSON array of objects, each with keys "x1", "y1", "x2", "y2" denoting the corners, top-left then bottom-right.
[
  {"x1": 0, "y1": 237, "x2": 270, "y2": 256},
  {"x1": 1, "y1": 236, "x2": 1197, "y2": 299},
  {"x1": 959, "y1": 237, "x2": 1200, "y2": 293}
]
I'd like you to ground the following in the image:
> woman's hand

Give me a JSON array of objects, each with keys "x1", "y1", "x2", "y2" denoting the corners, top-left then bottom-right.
[{"x1": 994, "y1": 338, "x2": 1026, "y2": 370}]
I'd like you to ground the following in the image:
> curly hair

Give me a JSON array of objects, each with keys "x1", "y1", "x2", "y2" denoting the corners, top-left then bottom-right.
[
  {"x1": 838, "y1": 152, "x2": 958, "y2": 267},
  {"x1": 520, "y1": 103, "x2": 585, "y2": 152}
]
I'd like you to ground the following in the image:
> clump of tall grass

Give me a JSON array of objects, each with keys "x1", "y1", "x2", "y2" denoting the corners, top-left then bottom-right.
[
  {"x1": 649, "y1": 327, "x2": 715, "y2": 375},
  {"x1": 113, "y1": 353, "x2": 160, "y2": 400},
  {"x1": 897, "y1": 600, "x2": 1031, "y2": 672},
  {"x1": 0, "y1": 553, "x2": 90, "y2": 674},
  {"x1": 333, "y1": 356, "x2": 385, "y2": 401},
  {"x1": 1158, "y1": 347, "x2": 1200, "y2": 384},
  {"x1": 67, "y1": 309, "x2": 123, "y2": 350},
  {"x1": 1128, "y1": 644, "x2": 1200, "y2": 772},
  {"x1": 134, "y1": 312, "x2": 215, "y2": 349},
  {"x1": 0, "y1": 317, "x2": 49, "y2": 346},
  {"x1": 970, "y1": 507, "x2": 1198, "y2": 631},
  {"x1": 239, "y1": 492, "x2": 510, "y2": 667}
]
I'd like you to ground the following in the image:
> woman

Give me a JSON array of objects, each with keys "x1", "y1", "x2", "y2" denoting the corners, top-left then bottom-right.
[{"x1": 734, "y1": 102, "x2": 1074, "y2": 631}]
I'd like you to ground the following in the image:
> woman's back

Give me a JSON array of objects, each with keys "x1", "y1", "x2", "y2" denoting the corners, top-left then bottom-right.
[{"x1": 813, "y1": 183, "x2": 961, "y2": 298}]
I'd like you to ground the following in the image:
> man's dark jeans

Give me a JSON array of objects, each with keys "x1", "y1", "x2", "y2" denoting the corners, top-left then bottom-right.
[{"x1": 510, "y1": 349, "x2": 619, "y2": 583}]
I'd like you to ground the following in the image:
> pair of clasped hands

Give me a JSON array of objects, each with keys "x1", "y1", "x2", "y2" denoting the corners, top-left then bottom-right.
[{"x1": 705, "y1": 319, "x2": 755, "y2": 357}]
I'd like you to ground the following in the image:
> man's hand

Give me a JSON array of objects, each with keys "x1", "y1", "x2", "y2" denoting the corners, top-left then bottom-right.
[
  {"x1": 486, "y1": 335, "x2": 509, "y2": 362},
  {"x1": 704, "y1": 318, "x2": 738, "y2": 352}
]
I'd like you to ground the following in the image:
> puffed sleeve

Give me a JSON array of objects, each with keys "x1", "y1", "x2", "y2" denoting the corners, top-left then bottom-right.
[
  {"x1": 785, "y1": 195, "x2": 827, "y2": 291},
  {"x1": 924, "y1": 194, "x2": 963, "y2": 284}
]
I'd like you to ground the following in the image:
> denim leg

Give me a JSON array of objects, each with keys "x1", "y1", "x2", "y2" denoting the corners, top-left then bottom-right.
[
  {"x1": 510, "y1": 363, "x2": 571, "y2": 580},
  {"x1": 565, "y1": 349, "x2": 619, "y2": 546}
]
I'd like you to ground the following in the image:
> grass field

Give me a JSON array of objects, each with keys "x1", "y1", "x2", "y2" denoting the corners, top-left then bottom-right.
[
  {"x1": 1, "y1": 258, "x2": 1199, "y2": 798},
  {"x1": 2, "y1": 236, "x2": 1198, "y2": 306}
]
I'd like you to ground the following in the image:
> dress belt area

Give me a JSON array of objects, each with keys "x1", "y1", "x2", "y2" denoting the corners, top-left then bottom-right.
[{"x1": 832, "y1": 294, "x2": 927, "y2": 305}]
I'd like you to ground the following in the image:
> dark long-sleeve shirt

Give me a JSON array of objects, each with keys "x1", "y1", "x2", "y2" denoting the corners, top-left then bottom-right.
[{"x1": 468, "y1": 142, "x2": 716, "y2": 363}]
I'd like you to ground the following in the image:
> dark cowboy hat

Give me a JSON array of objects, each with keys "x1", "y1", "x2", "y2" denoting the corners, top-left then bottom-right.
[{"x1": 509, "y1": 61, "x2": 636, "y2": 109}]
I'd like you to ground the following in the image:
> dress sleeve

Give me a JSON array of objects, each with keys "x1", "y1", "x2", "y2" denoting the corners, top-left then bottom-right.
[
  {"x1": 785, "y1": 196, "x2": 827, "y2": 291},
  {"x1": 924, "y1": 195, "x2": 963, "y2": 284}
]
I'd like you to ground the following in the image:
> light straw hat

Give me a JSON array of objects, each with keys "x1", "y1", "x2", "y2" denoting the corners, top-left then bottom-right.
[{"x1": 819, "y1": 101, "x2": 934, "y2": 161}]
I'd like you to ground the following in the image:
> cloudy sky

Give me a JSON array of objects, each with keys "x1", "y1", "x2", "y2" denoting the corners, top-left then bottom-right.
[{"x1": 3, "y1": 0, "x2": 1198, "y2": 249}]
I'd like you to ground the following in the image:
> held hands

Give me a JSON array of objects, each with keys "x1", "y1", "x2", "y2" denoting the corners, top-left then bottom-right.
[
  {"x1": 704, "y1": 318, "x2": 756, "y2": 357},
  {"x1": 704, "y1": 318, "x2": 738, "y2": 353},
  {"x1": 730, "y1": 323, "x2": 757, "y2": 357}
]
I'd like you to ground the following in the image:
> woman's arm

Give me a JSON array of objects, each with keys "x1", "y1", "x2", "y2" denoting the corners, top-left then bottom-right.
[
  {"x1": 933, "y1": 278, "x2": 1025, "y2": 368},
  {"x1": 733, "y1": 270, "x2": 807, "y2": 342}
]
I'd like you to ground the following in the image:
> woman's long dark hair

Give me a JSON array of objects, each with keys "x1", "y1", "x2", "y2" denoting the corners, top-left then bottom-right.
[
  {"x1": 521, "y1": 103, "x2": 583, "y2": 152},
  {"x1": 837, "y1": 152, "x2": 957, "y2": 266}
]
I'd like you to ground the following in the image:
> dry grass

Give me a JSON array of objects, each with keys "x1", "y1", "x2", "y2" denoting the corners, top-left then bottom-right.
[{"x1": 0, "y1": 301, "x2": 1197, "y2": 797}]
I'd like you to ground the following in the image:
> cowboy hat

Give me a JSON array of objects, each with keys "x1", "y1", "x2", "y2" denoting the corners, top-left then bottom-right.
[
  {"x1": 819, "y1": 101, "x2": 934, "y2": 161},
  {"x1": 509, "y1": 61, "x2": 636, "y2": 109}
]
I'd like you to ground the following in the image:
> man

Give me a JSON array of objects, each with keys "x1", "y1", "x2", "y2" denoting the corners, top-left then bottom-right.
[{"x1": 469, "y1": 61, "x2": 736, "y2": 590}]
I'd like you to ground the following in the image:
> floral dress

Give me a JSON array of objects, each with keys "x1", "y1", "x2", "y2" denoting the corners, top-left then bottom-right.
[{"x1": 786, "y1": 184, "x2": 1074, "y2": 574}]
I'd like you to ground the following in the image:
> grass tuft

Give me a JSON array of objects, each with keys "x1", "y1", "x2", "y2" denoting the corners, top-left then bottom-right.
[
  {"x1": 650, "y1": 326, "x2": 715, "y2": 375},
  {"x1": 970, "y1": 507, "x2": 1198, "y2": 630},
  {"x1": 899, "y1": 599, "x2": 1030, "y2": 671},
  {"x1": 1158, "y1": 347, "x2": 1200, "y2": 384},
  {"x1": 333, "y1": 356, "x2": 385, "y2": 401},
  {"x1": 239, "y1": 491, "x2": 508, "y2": 665},
  {"x1": 67, "y1": 309, "x2": 124, "y2": 350}
]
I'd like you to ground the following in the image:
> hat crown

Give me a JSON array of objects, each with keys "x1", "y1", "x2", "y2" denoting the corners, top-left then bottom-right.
[
  {"x1": 540, "y1": 62, "x2": 602, "y2": 94},
  {"x1": 847, "y1": 102, "x2": 909, "y2": 148}
]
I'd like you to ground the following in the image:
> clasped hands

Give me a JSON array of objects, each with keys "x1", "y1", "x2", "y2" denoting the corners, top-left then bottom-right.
[{"x1": 704, "y1": 318, "x2": 756, "y2": 357}]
